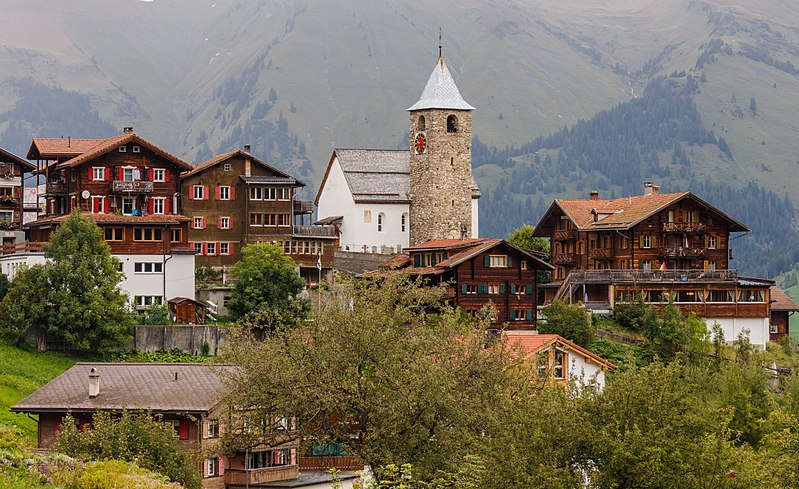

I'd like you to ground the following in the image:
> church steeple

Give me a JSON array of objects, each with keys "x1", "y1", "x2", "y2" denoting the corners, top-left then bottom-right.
[{"x1": 407, "y1": 52, "x2": 476, "y2": 245}]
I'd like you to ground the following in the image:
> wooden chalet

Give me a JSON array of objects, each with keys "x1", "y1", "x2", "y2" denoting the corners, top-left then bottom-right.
[
  {"x1": 769, "y1": 288, "x2": 799, "y2": 342},
  {"x1": 374, "y1": 238, "x2": 553, "y2": 330},
  {"x1": 11, "y1": 363, "x2": 301, "y2": 489},
  {"x1": 181, "y1": 147, "x2": 338, "y2": 282},
  {"x1": 0, "y1": 146, "x2": 35, "y2": 236},
  {"x1": 533, "y1": 182, "x2": 777, "y2": 346}
]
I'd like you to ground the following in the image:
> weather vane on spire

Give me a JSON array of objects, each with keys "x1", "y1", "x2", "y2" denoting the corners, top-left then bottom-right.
[{"x1": 439, "y1": 28, "x2": 442, "y2": 58}]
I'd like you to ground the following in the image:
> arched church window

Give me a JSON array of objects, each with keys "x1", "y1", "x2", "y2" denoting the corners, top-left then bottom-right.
[
  {"x1": 377, "y1": 213, "x2": 385, "y2": 232},
  {"x1": 447, "y1": 115, "x2": 458, "y2": 133},
  {"x1": 417, "y1": 116, "x2": 425, "y2": 131}
]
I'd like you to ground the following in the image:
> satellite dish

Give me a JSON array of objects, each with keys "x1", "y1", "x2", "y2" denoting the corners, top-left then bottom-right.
[{"x1": 81, "y1": 190, "x2": 90, "y2": 199}]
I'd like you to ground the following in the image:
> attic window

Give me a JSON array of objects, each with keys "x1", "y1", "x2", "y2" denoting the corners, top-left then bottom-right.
[
  {"x1": 447, "y1": 115, "x2": 458, "y2": 133},
  {"x1": 132, "y1": 146, "x2": 141, "y2": 153},
  {"x1": 224, "y1": 163, "x2": 231, "y2": 171},
  {"x1": 119, "y1": 146, "x2": 127, "y2": 153}
]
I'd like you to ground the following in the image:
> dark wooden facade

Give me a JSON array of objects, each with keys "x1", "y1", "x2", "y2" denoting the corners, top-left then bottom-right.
[
  {"x1": 376, "y1": 238, "x2": 552, "y2": 330},
  {"x1": 181, "y1": 149, "x2": 338, "y2": 276},
  {"x1": 0, "y1": 147, "x2": 35, "y2": 233}
]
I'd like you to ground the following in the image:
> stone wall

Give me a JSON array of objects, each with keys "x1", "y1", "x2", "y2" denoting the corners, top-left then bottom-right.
[
  {"x1": 333, "y1": 250, "x2": 394, "y2": 275},
  {"x1": 408, "y1": 108, "x2": 473, "y2": 245},
  {"x1": 131, "y1": 325, "x2": 229, "y2": 355}
]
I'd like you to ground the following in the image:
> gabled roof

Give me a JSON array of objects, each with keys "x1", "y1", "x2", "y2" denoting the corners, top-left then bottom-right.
[
  {"x1": 504, "y1": 332, "x2": 618, "y2": 369},
  {"x1": 407, "y1": 56, "x2": 475, "y2": 111},
  {"x1": 55, "y1": 133, "x2": 192, "y2": 171},
  {"x1": 377, "y1": 238, "x2": 553, "y2": 272},
  {"x1": 181, "y1": 150, "x2": 304, "y2": 186},
  {"x1": 533, "y1": 191, "x2": 749, "y2": 235},
  {"x1": 770, "y1": 288, "x2": 799, "y2": 312},
  {"x1": 0, "y1": 146, "x2": 35, "y2": 171},
  {"x1": 315, "y1": 149, "x2": 410, "y2": 205},
  {"x1": 27, "y1": 137, "x2": 111, "y2": 160},
  {"x1": 12, "y1": 363, "x2": 235, "y2": 414}
]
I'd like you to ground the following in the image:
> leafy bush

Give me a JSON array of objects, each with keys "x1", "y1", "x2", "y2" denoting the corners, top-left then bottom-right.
[
  {"x1": 54, "y1": 411, "x2": 201, "y2": 489},
  {"x1": 539, "y1": 300, "x2": 596, "y2": 347}
]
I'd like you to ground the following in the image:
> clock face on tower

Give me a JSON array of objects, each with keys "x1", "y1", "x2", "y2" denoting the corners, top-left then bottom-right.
[{"x1": 414, "y1": 132, "x2": 427, "y2": 154}]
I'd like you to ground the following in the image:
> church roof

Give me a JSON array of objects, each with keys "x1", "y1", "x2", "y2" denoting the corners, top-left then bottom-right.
[{"x1": 407, "y1": 56, "x2": 475, "y2": 111}]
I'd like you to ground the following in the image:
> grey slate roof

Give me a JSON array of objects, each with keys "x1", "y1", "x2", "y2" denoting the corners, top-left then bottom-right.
[
  {"x1": 407, "y1": 56, "x2": 475, "y2": 111},
  {"x1": 11, "y1": 363, "x2": 235, "y2": 414},
  {"x1": 335, "y1": 149, "x2": 410, "y2": 203},
  {"x1": 240, "y1": 175, "x2": 301, "y2": 185}
]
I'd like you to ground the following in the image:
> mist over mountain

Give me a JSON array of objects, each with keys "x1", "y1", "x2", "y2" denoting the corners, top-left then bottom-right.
[{"x1": 2, "y1": 0, "x2": 799, "y2": 275}]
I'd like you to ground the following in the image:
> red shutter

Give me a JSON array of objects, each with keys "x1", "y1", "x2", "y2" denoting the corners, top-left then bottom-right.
[
  {"x1": 117, "y1": 167, "x2": 124, "y2": 180},
  {"x1": 217, "y1": 217, "x2": 222, "y2": 229},
  {"x1": 215, "y1": 186, "x2": 221, "y2": 200},
  {"x1": 147, "y1": 169, "x2": 154, "y2": 181},
  {"x1": 88, "y1": 167, "x2": 93, "y2": 181},
  {"x1": 103, "y1": 197, "x2": 109, "y2": 214},
  {"x1": 201, "y1": 243, "x2": 207, "y2": 255},
  {"x1": 164, "y1": 170, "x2": 170, "y2": 182},
  {"x1": 218, "y1": 456, "x2": 225, "y2": 475},
  {"x1": 104, "y1": 167, "x2": 110, "y2": 181},
  {"x1": 188, "y1": 186, "x2": 194, "y2": 200},
  {"x1": 229, "y1": 217, "x2": 233, "y2": 229},
  {"x1": 201, "y1": 217, "x2": 206, "y2": 229},
  {"x1": 92, "y1": 197, "x2": 99, "y2": 213},
  {"x1": 178, "y1": 419, "x2": 189, "y2": 440},
  {"x1": 164, "y1": 199, "x2": 171, "y2": 215},
  {"x1": 230, "y1": 186, "x2": 236, "y2": 200},
  {"x1": 228, "y1": 242, "x2": 234, "y2": 255},
  {"x1": 148, "y1": 198, "x2": 154, "y2": 215},
  {"x1": 203, "y1": 186, "x2": 209, "y2": 201}
]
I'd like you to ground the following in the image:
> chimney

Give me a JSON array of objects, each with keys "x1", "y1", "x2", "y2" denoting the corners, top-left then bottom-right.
[
  {"x1": 643, "y1": 181, "x2": 654, "y2": 196},
  {"x1": 123, "y1": 126, "x2": 134, "y2": 134},
  {"x1": 88, "y1": 367, "x2": 100, "y2": 399},
  {"x1": 591, "y1": 208, "x2": 598, "y2": 223},
  {"x1": 589, "y1": 190, "x2": 599, "y2": 201},
  {"x1": 243, "y1": 144, "x2": 251, "y2": 154},
  {"x1": 651, "y1": 185, "x2": 660, "y2": 195}
]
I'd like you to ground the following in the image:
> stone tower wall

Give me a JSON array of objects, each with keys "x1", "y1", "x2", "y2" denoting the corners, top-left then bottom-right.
[{"x1": 408, "y1": 108, "x2": 473, "y2": 245}]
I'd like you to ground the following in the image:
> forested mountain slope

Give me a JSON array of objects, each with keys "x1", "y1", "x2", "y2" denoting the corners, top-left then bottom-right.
[{"x1": 1, "y1": 0, "x2": 798, "y2": 274}]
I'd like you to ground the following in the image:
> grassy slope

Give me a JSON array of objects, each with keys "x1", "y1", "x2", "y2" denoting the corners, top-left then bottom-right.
[{"x1": 0, "y1": 342, "x2": 76, "y2": 440}]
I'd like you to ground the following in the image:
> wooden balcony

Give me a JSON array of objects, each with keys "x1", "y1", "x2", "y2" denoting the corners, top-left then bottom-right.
[
  {"x1": 0, "y1": 241, "x2": 43, "y2": 255},
  {"x1": 588, "y1": 248, "x2": 612, "y2": 259},
  {"x1": 662, "y1": 222, "x2": 706, "y2": 233},
  {"x1": 111, "y1": 180, "x2": 154, "y2": 193},
  {"x1": 225, "y1": 465, "x2": 299, "y2": 485},
  {"x1": 299, "y1": 455, "x2": 363, "y2": 471},
  {"x1": 553, "y1": 253, "x2": 575, "y2": 265},
  {"x1": 293, "y1": 225, "x2": 338, "y2": 238},
  {"x1": 567, "y1": 269, "x2": 737, "y2": 285},
  {"x1": 293, "y1": 200, "x2": 315, "y2": 215},
  {"x1": 553, "y1": 228, "x2": 576, "y2": 241},
  {"x1": 659, "y1": 247, "x2": 706, "y2": 259},
  {"x1": 46, "y1": 181, "x2": 67, "y2": 195}
]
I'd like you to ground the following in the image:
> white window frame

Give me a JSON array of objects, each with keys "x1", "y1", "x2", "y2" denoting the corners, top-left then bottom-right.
[
  {"x1": 193, "y1": 242, "x2": 203, "y2": 254},
  {"x1": 250, "y1": 187, "x2": 263, "y2": 200},
  {"x1": 119, "y1": 146, "x2": 127, "y2": 153},
  {"x1": 206, "y1": 242, "x2": 216, "y2": 255},
  {"x1": 206, "y1": 457, "x2": 218, "y2": 477},
  {"x1": 220, "y1": 217, "x2": 231, "y2": 230},
  {"x1": 132, "y1": 145, "x2": 141, "y2": 153},
  {"x1": 207, "y1": 419, "x2": 219, "y2": 438},
  {"x1": 152, "y1": 198, "x2": 165, "y2": 215},
  {"x1": 152, "y1": 169, "x2": 165, "y2": 182},
  {"x1": 219, "y1": 186, "x2": 230, "y2": 200},
  {"x1": 223, "y1": 163, "x2": 231, "y2": 171},
  {"x1": 708, "y1": 235, "x2": 717, "y2": 250},
  {"x1": 277, "y1": 188, "x2": 289, "y2": 201},
  {"x1": 489, "y1": 255, "x2": 508, "y2": 268},
  {"x1": 92, "y1": 167, "x2": 105, "y2": 180},
  {"x1": 92, "y1": 196, "x2": 105, "y2": 214},
  {"x1": 193, "y1": 185, "x2": 205, "y2": 200},
  {"x1": 193, "y1": 217, "x2": 204, "y2": 229},
  {"x1": 123, "y1": 167, "x2": 135, "y2": 182},
  {"x1": 641, "y1": 235, "x2": 652, "y2": 249},
  {"x1": 0, "y1": 210, "x2": 13, "y2": 222},
  {"x1": 134, "y1": 262, "x2": 164, "y2": 274},
  {"x1": 219, "y1": 242, "x2": 230, "y2": 255}
]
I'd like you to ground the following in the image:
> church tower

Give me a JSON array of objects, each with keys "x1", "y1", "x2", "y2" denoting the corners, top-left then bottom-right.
[{"x1": 407, "y1": 52, "x2": 476, "y2": 246}]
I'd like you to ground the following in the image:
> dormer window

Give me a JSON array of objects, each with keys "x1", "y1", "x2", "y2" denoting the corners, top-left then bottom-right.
[
  {"x1": 132, "y1": 146, "x2": 141, "y2": 153},
  {"x1": 447, "y1": 115, "x2": 458, "y2": 133},
  {"x1": 119, "y1": 146, "x2": 127, "y2": 153}
]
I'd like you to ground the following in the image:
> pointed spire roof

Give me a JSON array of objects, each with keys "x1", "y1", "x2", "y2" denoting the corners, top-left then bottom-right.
[{"x1": 407, "y1": 56, "x2": 475, "y2": 111}]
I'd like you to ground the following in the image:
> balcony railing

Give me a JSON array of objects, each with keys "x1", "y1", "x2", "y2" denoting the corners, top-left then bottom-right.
[
  {"x1": 662, "y1": 222, "x2": 706, "y2": 233},
  {"x1": 293, "y1": 200, "x2": 314, "y2": 215},
  {"x1": 111, "y1": 180, "x2": 154, "y2": 193},
  {"x1": 46, "y1": 182, "x2": 67, "y2": 194},
  {"x1": 553, "y1": 253, "x2": 575, "y2": 265},
  {"x1": 553, "y1": 228, "x2": 576, "y2": 241},
  {"x1": 0, "y1": 241, "x2": 43, "y2": 255},
  {"x1": 659, "y1": 247, "x2": 707, "y2": 259},
  {"x1": 293, "y1": 225, "x2": 338, "y2": 238},
  {"x1": 567, "y1": 269, "x2": 738, "y2": 284},
  {"x1": 299, "y1": 455, "x2": 363, "y2": 471},
  {"x1": 588, "y1": 248, "x2": 612, "y2": 259},
  {"x1": 225, "y1": 465, "x2": 299, "y2": 485}
]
